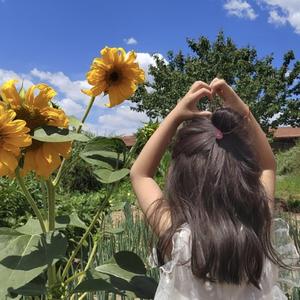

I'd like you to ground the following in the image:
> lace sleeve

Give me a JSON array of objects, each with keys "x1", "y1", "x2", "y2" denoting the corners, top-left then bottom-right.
[
  {"x1": 148, "y1": 223, "x2": 191, "y2": 274},
  {"x1": 272, "y1": 218, "x2": 300, "y2": 292}
]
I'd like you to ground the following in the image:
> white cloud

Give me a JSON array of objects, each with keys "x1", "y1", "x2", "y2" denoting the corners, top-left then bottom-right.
[
  {"x1": 59, "y1": 98, "x2": 85, "y2": 118},
  {"x1": 0, "y1": 51, "x2": 165, "y2": 136},
  {"x1": 0, "y1": 69, "x2": 34, "y2": 88},
  {"x1": 30, "y1": 68, "x2": 89, "y2": 102},
  {"x1": 97, "y1": 101, "x2": 150, "y2": 136},
  {"x1": 124, "y1": 37, "x2": 138, "y2": 45},
  {"x1": 224, "y1": 0, "x2": 258, "y2": 20},
  {"x1": 259, "y1": 0, "x2": 300, "y2": 33},
  {"x1": 268, "y1": 9, "x2": 287, "y2": 25},
  {"x1": 136, "y1": 52, "x2": 167, "y2": 83}
]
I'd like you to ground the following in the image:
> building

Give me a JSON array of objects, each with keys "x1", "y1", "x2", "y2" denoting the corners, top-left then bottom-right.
[{"x1": 270, "y1": 127, "x2": 300, "y2": 150}]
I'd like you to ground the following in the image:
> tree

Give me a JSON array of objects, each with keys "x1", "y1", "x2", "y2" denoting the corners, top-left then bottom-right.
[{"x1": 131, "y1": 32, "x2": 300, "y2": 132}]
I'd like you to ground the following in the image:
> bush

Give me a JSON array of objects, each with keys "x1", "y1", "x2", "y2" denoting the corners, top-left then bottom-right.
[
  {"x1": 134, "y1": 120, "x2": 160, "y2": 154},
  {"x1": 287, "y1": 198, "x2": 300, "y2": 213},
  {"x1": 0, "y1": 175, "x2": 43, "y2": 227},
  {"x1": 58, "y1": 141, "x2": 102, "y2": 194},
  {"x1": 276, "y1": 141, "x2": 300, "y2": 175}
]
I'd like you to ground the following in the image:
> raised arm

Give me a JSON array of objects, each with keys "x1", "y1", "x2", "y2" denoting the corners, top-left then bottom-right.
[
  {"x1": 130, "y1": 81, "x2": 212, "y2": 235},
  {"x1": 210, "y1": 78, "x2": 276, "y2": 211}
]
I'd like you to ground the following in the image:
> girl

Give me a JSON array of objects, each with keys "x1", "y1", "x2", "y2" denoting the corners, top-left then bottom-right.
[{"x1": 130, "y1": 78, "x2": 297, "y2": 299}]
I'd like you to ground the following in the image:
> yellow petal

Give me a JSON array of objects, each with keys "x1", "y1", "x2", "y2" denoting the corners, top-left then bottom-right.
[
  {"x1": 52, "y1": 142, "x2": 72, "y2": 158},
  {"x1": 0, "y1": 80, "x2": 21, "y2": 108},
  {"x1": 81, "y1": 88, "x2": 94, "y2": 97},
  {"x1": 21, "y1": 150, "x2": 36, "y2": 176},
  {"x1": 4, "y1": 135, "x2": 32, "y2": 147},
  {"x1": 0, "y1": 149, "x2": 18, "y2": 172},
  {"x1": 33, "y1": 84, "x2": 57, "y2": 109},
  {"x1": 0, "y1": 161, "x2": 12, "y2": 176},
  {"x1": 107, "y1": 86, "x2": 126, "y2": 107},
  {"x1": 125, "y1": 51, "x2": 137, "y2": 64}
]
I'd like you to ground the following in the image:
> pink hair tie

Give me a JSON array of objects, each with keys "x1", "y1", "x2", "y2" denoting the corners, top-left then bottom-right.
[{"x1": 215, "y1": 128, "x2": 223, "y2": 140}]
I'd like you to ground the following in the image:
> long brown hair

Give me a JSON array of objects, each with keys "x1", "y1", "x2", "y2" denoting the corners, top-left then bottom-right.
[{"x1": 150, "y1": 107, "x2": 286, "y2": 289}]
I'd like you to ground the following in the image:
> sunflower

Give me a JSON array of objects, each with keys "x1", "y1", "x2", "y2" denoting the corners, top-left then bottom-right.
[
  {"x1": 82, "y1": 47, "x2": 145, "y2": 107},
  {"x1": 0, "y1": 104, "x2": 32, "y2": 177},
  {"x1": 0, "y1": 80, "x2": 71, "y2": 178}
]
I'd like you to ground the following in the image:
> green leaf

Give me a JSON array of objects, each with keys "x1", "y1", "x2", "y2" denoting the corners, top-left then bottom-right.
[
  {"x1": 8, "y1": 276, "x2": 47, "y2": 296},
  {"x1": 95, "y1": 263, "x2": 157, "y2": 299},
  {"x1": 96, "y1": 264, "x2": 137, "y2": 282},
  {"x1": 93, "y1": 168, "x2": 130, "y2": 184},
  {"x1": 74, "y1": 267, "x2": 157, "y2": 299},
  {"x1": 32, "y1": 126, "x2": 90, "y2": 142},
  {"x1": 0, "y1": 230, "x2": 67, "y2": 298},
  {"x1": 55, "y1": 212, "x2": 87, "y2": 230},
  {"x1": 83, "y1": 136, "x2": 127, "y2": 154},
  {"x1": 68, "y1": 115, "x2": 83, "y2": 130},
  {"x1": 113, "y1": 251, "x2": 147, "y2": 274},
  {"x1": 80, "y1": 150, "x2": 124, "y2": 170},
  {"x1": 16, "y1": 213, "x2": 87, "y2": 235},
  {"x1": 16, "y1": 219, "x2": 44, "y2": 235},
  {"x1": 73, "y1": 269, "x2": 125, "y2": 295}
]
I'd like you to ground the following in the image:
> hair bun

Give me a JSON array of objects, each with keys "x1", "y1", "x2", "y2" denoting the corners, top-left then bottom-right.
[{"x1": 211, "y1": 107, "x2": 244, "y2": 135}]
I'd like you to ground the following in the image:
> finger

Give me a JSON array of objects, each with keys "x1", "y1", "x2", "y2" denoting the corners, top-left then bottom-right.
[
  {"x1": 193, "y1": 111, "x2": 212, "y2": 119},
  {"x1": 209, "y1": 77, "x2": 220, "y2": 86},
  {"x1": 191, "y1": 88, "x2": 213, "y2": 101},
  {"x1": 195, "y1": 111, "x2": 212, "y2": 118},
  {"x1": 190, "y1": 81, "x2": 211, "y2": 93},
  {"x1": 210, "y1": 80, "x2": 225, "y2": 97}
]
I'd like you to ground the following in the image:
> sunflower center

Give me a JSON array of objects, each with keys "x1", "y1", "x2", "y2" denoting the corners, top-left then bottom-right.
[
  {"x1": 15, "y1": 106, "x2": 47, "y2": 133},
  {"x1": 108, "y1": 70, "x2": 121, "y2": 83}
]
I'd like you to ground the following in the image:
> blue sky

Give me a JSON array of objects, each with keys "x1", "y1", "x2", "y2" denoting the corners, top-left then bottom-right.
[{"x1": 0, "y1": 0, "x2": 299, "y2": 135}]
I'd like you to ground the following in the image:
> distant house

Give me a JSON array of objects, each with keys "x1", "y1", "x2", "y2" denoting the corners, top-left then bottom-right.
[
  {"x1": 119, "y1": 127, "x2": 300, "y2": 151},
  {"x1": 119, "y1": 135, "x2": 136, "y2": 148},
  {"x1": 270, "y1": 127, "x2": 300, "y2": 150}
]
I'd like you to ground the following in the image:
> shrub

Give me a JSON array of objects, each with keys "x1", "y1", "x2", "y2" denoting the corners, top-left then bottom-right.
[{"x1": 276, "y1": 141, "x2": 300, "y2": 175}]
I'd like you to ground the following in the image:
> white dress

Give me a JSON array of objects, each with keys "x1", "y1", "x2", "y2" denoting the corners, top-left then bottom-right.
[{"x1": 150, "y1": 218, "x2": 300, "y2": 300}]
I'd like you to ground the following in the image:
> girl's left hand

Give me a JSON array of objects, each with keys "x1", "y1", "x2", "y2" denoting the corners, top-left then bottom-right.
[{"x1": 172, "y1": 81, "x2": 213, "y2": 123}]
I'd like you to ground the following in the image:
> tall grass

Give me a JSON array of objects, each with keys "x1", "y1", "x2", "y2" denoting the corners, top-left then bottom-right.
[{"x1": 70, "y1": 202, "x2": 158, "y2": 300}]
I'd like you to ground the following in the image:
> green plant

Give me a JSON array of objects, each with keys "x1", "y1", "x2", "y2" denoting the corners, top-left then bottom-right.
[
  {"x1": 276, "y1": 141, "x2": 300, "y2": 176},
  {"x1": 131, "y1": 31, "x2": 300, "y2": 132},
  {"x1": 134, "y1": 120, "x2": 160, "y2": 154},
  {"x1": 0, "y1": 46, "x2": 148, "y2": 299},
  {"x1": 70, "y1": 202, "x2": 159, "y2": 300},
  {"x1": 287, "y1": 198, "x2": 300, "y2": 213}
]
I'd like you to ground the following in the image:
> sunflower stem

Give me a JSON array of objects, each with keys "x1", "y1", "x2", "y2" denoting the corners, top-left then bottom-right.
[
  {"x1": 61, "y1": 183, "x2": 115, "y2": 281},
  {"x1": 15, "y1": 168, "x2": 47, "y2": 233},
  {"x1": 46, "y1": 180, "x2": 56, "y2": 231},
  {"x1": 77, "y1": 96, "x2": 96, "y2": 133},
  {"x1": 52, "y1": 96, "x2": 96, "y2": 187},
  {"x1": 45, "y1": 179, "x2": 57, "y2": 290}
]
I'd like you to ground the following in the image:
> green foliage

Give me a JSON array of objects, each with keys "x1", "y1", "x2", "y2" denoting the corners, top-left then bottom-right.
[
  {"x1": 59, "y1": 141, "x2": 102, "y2": 194},
  {"x1": 70, "y1": 202, "x2": 159, "y2": 299},
  {"x1": 0, "y1": 229, "x2": 67, "y2": 299},
  {"x1": 287, "y1": 199, "x2": 300, "y2": 213},
  {"x1": 32, "y1": 125, "x2": 90, "y2": 142},
  {"x1": 0, "y1": 175, "x2": 43, "y2": 227},
  {"x1": 56, "y1": 191, "x2": 107, "y2": 223},
  {"x1": 134, "y1": 120, "x2": 160, "y2": 154},
  {"x1": 75, "y1": 251, "x2": 157, "y2": 299},
  {"x1": 276, "y1": 141, "x2": 300, "y2": 176},
  {"x1": 131, "y1": 31, "x2": 300, "y2": 132}
]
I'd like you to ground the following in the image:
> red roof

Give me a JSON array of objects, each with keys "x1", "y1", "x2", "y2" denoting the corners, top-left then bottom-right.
[
  {"x1": 271, "y1": 127, "x2": 300, "y2": 139},
  {"x1": 119, "y1": 135, "x2": 136, "y2": 147}
]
